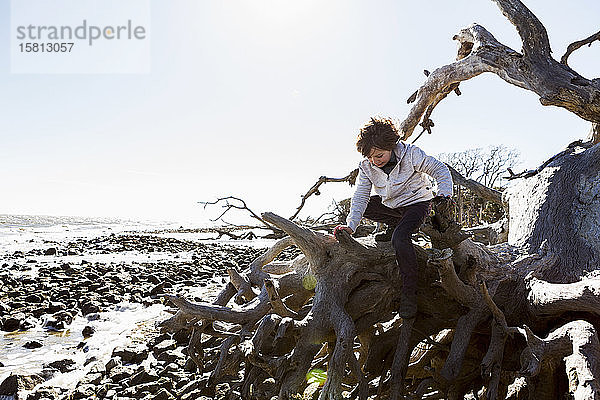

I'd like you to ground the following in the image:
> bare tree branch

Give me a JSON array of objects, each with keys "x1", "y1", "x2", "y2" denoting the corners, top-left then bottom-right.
[
  {"x1": 505, "y1": 139, "x2": 593, "y2": 180},
  {"x1": 491, "y1": 0, "x2": 551, "y2": 58},
  {"x1": 447, "y1": 165, "x2": 503, "y2": 204},
  {"x1": 289, "y1": 169, "x2": 359, "y2": 221},
  {"x1": 561, "y1": 29, "x2": 600, "y2": 67},
  {"x1": 400, "y1": 2, "x2": 600, "y2": 142},
  {"x1": 199, "y1": 196, "x2": 280, "y2": 232}
]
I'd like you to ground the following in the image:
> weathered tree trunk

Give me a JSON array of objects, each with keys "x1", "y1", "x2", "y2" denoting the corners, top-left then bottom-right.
[{"x1": 504, "y1": 143, "x2": 600, "y2": 282}]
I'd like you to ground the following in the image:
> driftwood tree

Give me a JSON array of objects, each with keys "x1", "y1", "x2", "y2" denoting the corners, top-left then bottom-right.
[{"x1": 162, "y1": 1, "x2": 600, "y2": 399}]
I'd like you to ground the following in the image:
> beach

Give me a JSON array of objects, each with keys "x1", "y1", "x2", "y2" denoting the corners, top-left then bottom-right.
[{"x1": 0, "y1": 215, "x2": 288, "y2": 400}]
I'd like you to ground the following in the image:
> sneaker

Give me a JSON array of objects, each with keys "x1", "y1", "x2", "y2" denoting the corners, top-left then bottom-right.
[{"x1": 374, "y1": 225, "x2": 396, "y2": 242}]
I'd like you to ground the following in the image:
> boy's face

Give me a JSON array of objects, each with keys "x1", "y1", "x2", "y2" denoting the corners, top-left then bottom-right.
[{"x1": 368, "y1": 147, "x2": 392, "y2": 168}]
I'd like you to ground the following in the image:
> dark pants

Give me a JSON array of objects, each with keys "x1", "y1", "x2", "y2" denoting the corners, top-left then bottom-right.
[{"x1": 363, "y1": 196, "x2": 430, "y2": 301}]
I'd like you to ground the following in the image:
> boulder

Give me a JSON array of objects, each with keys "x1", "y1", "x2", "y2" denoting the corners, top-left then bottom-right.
[
  {"x1": 43, "y1": 248, "x2": 57, "y2": 256},
  {"x1": 0, "y1": 374, "x2": 44, "y2": 396},
  {"x1": 70, "y1": 384, "x2": 95, "y2": 400},
  {"x1": 2, "y1": 313, "x2": 25, "y2": 332},
  {"x1": 23, "y1": 340, "x2": 43, "y2": 349},
  {"x1": 43, "y1": 359, "x2": 76, "y2": 373},
  {"x1": 82, "y1": 325, "x2": 95, "y2": 337},
  {"x1": 112, "y1": 343, "x2": 149, "y2": 364}
]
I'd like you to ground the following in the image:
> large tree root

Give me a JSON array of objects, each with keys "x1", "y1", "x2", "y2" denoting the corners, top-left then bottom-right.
[
  {"x1": 159, "y1": 204, "x2": 600, "y2": 400},
  {"x1": 518, "y1": 320, "x2": 600, "y2": 400}
]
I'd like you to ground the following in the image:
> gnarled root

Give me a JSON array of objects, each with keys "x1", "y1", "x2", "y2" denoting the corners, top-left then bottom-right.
[
  {"x1": 518, "y1": 321, "x2": 600, "y2": 400},
  {"x1": 159, "y1": 211, "x2": 600, "y2": 400}
]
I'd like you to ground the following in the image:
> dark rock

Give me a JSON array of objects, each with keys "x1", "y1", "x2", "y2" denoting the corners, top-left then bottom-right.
[
  {"x1": 128, "y1": 368, "x2": 159, "y2": 386},
  {"x1": 8, "y1": 301, "x2": 26, "y2": 309},
  {"x1": 43, "y1": 317, "x2": 64, "y2": 331},
  {"x1": 105, "y1": 357, "x2": 122, "y2": 373},
  {"x1": 52, "y1": 310, "x2": 74, "y2": 325},
  {"x1": 159, "y1": 363, "x2": 179, "y2": 376},
  {"x1": 112, "y1": 344, "x2": 149, "y2": 364},
  {"x1": 19, "y1": 316, "x2": 38, "y2": 330},
  {"x1": 2, "y1": 314, "x2": 23, "y2": 332},
  {"x1": 44, "y1": 248, "x2": 57, "y2": 256},
  {"x1": 24, "y1": 293, "x2": 44, "y2": 303},
  {"x1": 24, "y1": 340, "x2": 43, "y2": 349},
  {"x1": 172, "y1": 329, "x2": 190, "y2": 345},
  {"x1": 54, "y1": 288, "x2": 70, "y2": 299},
  {"x1": 80, "y1": 300, "x2": 100, "y2": 316},
  {"x1": 151, "y1": 332, "x2": 171, "y2": 346},
  {"x1": 103, "y1": 293, "x2": 119, "y2": 304},
  {"x1": 149, "y1": 282, "x2": 164, "y2": 296},
  {"x1": 84, "y1": 356, "x2": 98, "y2": 366},
  {"x1": 177, "y1": 379, "x2": 202, "y2": 398},
  {"x1": 44, "y1": 358, "x2": 76, "y2": 373},
  {"x1": 31, "y1": 305, "x2": 48, "y2": 319},
  {"x1": 86, "y1": 312, "x2": 101, "y2": 321},
  {"x1": 152, "y1": 339, "x2": 177, "y2": 355},
  {"x1": 0, "y1": 374, "x2": 44, "y2": 395},
  {"x1": 147, "y1": 274, "x2": 161, "y2": 284},
  {"x1": 78, "y1": 372, "x2": 103, "y2": 386},
  {"x1": 152, "y1": 388, "x2": 176, "y2": 400},
  {"x1": 108, "y1": 365, "x2": 136, "y2": 382},
  {"x1": 39, "y1": 367, "x2": 58, "y2": 381},
  {"x1": 87, "y1": 361, "x2": 104, "y2": 374},
  {"x1": 156, "y1": 349, "x2": 181, "y2": 364},
  {"x1": 82, "y1": 325, "x2": 95, "y2": 337},
  {"x1": 119, "y1": 386, "x2": 141, "y2": 398},
  {"x1": 46, "y1": 301, "x2": 66, "y2": 313},
  {"x1": 26, "y1": 386, "x2": 62, "y2": 400},
  {"x1": 70, "y1": 384, "x2": 95, "y2": 400},
  {"x1": 0, "y1": 301, "x2": 10, "y2": 314},
  {"x1": 181, "y1": 391, "x2": 212, "y2": 400},
  {"x1": 135, "y1": 377, "x2": 172, "y2": 394},
  {"x1": 215, "y1": 383, "x2": 231, "y2": 400}
]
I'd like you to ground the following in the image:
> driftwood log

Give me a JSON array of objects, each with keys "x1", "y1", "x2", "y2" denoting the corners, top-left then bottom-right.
[
  {"x1": 162, "y1": 0, "x2": 600, "y2": 399},
  {"x1": 160, "y1": 203, "x2": 600, "y2": 399}
]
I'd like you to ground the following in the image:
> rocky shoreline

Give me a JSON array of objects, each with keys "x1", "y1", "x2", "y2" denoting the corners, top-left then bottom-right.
[{"x1": 0, "y1": 232, "x2": 299, "y2": 400}]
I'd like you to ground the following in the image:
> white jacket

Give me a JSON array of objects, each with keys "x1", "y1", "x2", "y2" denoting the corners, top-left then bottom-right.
[{"x1": 346, "y1": 142, "x2": 453, "y2": 232}]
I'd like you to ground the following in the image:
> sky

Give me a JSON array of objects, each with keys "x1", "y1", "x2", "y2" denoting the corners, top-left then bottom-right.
[{"x1": 1, "y1": 0, "x2": 598, "y2": 225}]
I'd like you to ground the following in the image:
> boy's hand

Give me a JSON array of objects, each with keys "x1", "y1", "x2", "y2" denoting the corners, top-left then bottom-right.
[{"x1": 333, "y1": 225, "x2": 353, "y2": 236}]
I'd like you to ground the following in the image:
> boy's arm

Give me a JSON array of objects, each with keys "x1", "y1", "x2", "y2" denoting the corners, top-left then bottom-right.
[
  {"x1": 410, "y1": 145, "x2": 453, "y2": 197},
  {"x1": 346, "y1": 166, "x2": 372, "y2": 233}
]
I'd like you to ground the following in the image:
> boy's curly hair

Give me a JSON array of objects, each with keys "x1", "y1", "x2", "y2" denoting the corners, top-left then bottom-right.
[{"x1": 356, "y1": 117, "x2": 400, "y2": 157}]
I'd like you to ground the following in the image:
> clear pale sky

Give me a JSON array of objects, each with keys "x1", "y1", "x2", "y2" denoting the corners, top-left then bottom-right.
[{"x1": 1, "y1": 0, "x2": 598, "y2": 224}]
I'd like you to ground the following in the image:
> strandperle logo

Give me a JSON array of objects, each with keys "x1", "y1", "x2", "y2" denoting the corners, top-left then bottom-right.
[{"x1": 15, "y1": 20, "x2": 147, "y2": 46}]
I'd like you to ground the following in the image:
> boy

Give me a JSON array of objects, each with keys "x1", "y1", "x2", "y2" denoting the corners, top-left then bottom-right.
[{"x1": 334, "y1": 117, "x2": 453, "y2": 318}]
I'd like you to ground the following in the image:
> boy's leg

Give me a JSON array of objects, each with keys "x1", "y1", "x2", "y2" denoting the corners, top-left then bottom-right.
[
  {"x1": 363, "y1": 196, "x2": 403, "y2": 241},
  {"x1": 363, "y1": 196, "x2": 403, "y2": 225},
  {"x1": 391, "y1": 201, "x2": 431, "y2": 318}
]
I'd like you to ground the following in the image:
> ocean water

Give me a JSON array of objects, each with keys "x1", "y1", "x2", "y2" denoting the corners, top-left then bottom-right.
[{"x1": 0, "y1": 214, "x2": 177, "y2": 254}]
